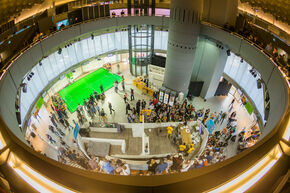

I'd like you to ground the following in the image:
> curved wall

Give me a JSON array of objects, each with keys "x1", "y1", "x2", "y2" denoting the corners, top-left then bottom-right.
[
  {"x1": 20, "y1": 30, "x2": 168, "y2": 123},
  {"x1": 0, "y1": 16, "x2": 169, "y2": 144},
  {"x1": 223, "y1": 53, "x2": 265, "y2": 121},
  {"x1": 0, "y1": 16, "x2": 288, "y2": 190},
  {"x1": 200, "y1": 22, "x2": 289, "y2": 137}
]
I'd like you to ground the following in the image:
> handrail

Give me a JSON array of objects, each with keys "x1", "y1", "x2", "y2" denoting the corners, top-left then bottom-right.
[
  {"x1": 1, "y1": 15, "x2": 288, "y2": 82},
  {"x1": 0, "y1": 16, "x2": 289, "y2": 191},
  {"x1": 201, "y1": 21, "x2": 290, "y2": 86}
]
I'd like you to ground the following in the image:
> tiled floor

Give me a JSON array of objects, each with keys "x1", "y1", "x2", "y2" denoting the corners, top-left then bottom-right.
[{"x1": 26, "y1": 60, "x2": 256, "y2": 162}]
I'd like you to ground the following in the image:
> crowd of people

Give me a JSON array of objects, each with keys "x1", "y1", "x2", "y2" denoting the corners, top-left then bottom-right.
[
  {"x1": 49, "y1": 89, "x2": 261, "y2": 176},
  {"x1": 27, "y1": 72, "x2": 262, "y2": 176},
  {"x1": 235, "y1": 24, "x2": 289, "y2": 78},
  {"x1": 76, "y1": 89, "x2": 107, "y2": 125}
]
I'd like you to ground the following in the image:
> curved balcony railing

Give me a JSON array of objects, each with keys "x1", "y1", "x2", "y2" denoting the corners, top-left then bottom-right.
[{"x1": 0, "y1": 15, "x2": 289, "y2": 193}]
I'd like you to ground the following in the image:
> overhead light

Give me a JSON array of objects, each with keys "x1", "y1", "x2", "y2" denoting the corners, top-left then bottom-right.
[
  {"x1": 240, "y1": 58, "x2": 244, "y2": 63},
  {"x1": 30, "y1": 72, "x2": 34, "y2": 76},
  {"x1": 227, "y1": 49, "x2": 231, "y2": 56},
  {"x1": 39, "y1": 61, "x2": 42, "y2": 66},
  {"x1": 27, "y1": 77, "x2": 30, "y2": 81},
  {"x1": 91, "y1": 34, "x2": 94, "y2": 40}
]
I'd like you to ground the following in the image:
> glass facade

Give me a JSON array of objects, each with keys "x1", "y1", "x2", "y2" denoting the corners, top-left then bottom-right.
[
  {"x1": 224, "y1": 53, "x2": 265, "y2": 121},
  {"x1": 19, "y1": 30, "x2": 169, "y2": 122},
  {"x1": 19, "y1": 30, "x2": 265, "y2": 125},
  {"x1": 128, "y1": 24, "x2": 154, "y2": 76}
]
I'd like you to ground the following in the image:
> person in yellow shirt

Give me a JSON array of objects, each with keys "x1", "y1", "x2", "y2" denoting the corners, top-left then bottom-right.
[
  {"x1": 179, "y1": 144, "x2": 186, "y2": 152},
  {"x1": 167, "y1": 126, "x2": 173, "y2": 139},
  {"x1": 187, "y1": 144, "x2": 195, "y2": 154}
]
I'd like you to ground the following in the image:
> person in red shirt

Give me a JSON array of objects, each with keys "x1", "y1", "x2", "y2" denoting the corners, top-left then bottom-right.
[{"x1": 152, "y1": 98, "x2": 158, "y2": 106}]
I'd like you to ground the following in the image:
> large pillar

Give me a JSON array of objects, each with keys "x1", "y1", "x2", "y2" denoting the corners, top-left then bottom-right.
[
  {"x1": 163, "y1": 0, "x2": 203, "y2": 95},
  {"x1": 191, "y1": 38, "x2": 228, "y2": 99}
]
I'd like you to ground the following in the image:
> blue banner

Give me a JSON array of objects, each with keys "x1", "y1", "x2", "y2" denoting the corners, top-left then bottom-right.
[
  {"x1": 206, "y1": 119, "x2": 215, "y2": 135},
  {"x1": 73, "y1": 123, "x2": 80, "y2": 139}
]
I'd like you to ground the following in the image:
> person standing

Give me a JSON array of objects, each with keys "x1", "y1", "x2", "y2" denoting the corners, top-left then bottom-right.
[
  {"x1": 136, "y1": 100, "x2": 141, "y2": 115},
  {"x1": 108, "y1": 102, "x2": 115, "y2": 114},
  {"x1": 51, "y1": 112, "x2": 58, "y2": 123},
  {"x1": 141, "y1": 99, "x2": 146, "y2": 109},
  {"x1": 127, "y1": 113, "x2": 132, "y2": 123},
  {"x1": 93, "y1": 90, "x2": 99, "y2": 101},
  {"x1": 124, "y1": 93, "x2": 128, "y2": 103},
  {"x1": 49, "y1": 115, "x2": 58, "y2": 128},
  {"x1": 95, "y1": 103, "x2": 100, "y2": 116},
  {"x1": 64, "y1": 119, "x2": 71, "y2": 130},
  {"x1": 117, "y1": 63, "x2": 120, "y2": 74},
  {"x1": 130, "y1": 88, "x2": 134, "y2": 101},
  {"x1": 100, "y1": 108, "x2": 107, "y2": 122},
  {"x1": 51, "y1": 104, "x2": 56, "y2": 113},
  {"x1": 100, "y1": 84, "x2": 104, "y2": 93},
  {"x1": 83, "y1": 99, "x2": 88, "y2": 110},
  {"x1": 220, "y1": 112, "x2": 227, "y2": 125},
  {"x1": 122, "y1": 78, "x2": 125, "y2": 91},
  {"x1": 126, "y1": 102, "x2": 131, "y2": 114},
  {"x1": 114, "y1": 80, "x2": 118, "y2": 93},
  {"x1": 229, "y1": 98, "x2": 235, "y2": 108},
  {"x1": 78, "y1": 103, "x2": 84, "y2": 115}
]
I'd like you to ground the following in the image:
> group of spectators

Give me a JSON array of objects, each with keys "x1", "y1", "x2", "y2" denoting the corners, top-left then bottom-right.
[
  {"x1": 31, "y1": 93, "x2": 262, "y2": 176},
  {"x1": 235, "y1": 25, "x2": 289, "y2": 78},
  {"x1": 45, "y1": 95, "x2": 72, "y2": 145},
  {"x1": 30, "y1": 72, "x2": 263, "y2": 176},
  {"x1": 76, "y1": 90, "x2": 106, "y2": 124}
]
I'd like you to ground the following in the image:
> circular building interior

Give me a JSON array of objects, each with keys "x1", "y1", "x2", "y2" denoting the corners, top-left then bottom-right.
[{"x1": 0, "y1": 0, "x2": 289, "y2": 193}]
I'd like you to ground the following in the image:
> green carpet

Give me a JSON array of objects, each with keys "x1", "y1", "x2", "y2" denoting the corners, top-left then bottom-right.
[
  {"x1": 59, "y1": 68, "x2": 121, "y2": 112},
  {"x1": 244, "y1": 101, "x2": 254, "y2": 115}
]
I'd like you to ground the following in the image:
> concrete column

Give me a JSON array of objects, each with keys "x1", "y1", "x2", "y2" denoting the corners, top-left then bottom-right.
[
  {"x1": 163, "y1": 0, "x2": 203, "y2": 95},
  {"x1": 191, "y1": 38, "x2": 228, "y2": 99}
]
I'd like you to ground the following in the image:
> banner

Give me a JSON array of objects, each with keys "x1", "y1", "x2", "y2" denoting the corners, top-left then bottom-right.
[
  {"x1": 73, "y1": 123, "x2": 80, "y2": 139},
  {"x1": 206, "y1": 119, "x2": 215, "y2": 135}
]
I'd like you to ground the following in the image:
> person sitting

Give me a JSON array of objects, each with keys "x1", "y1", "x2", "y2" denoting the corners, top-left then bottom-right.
[
  {"x1": 155, "y1": 158, "x2": 168, "y2": 175},
  {"x1": 147, "y1": 159, "x2": 157, "y2": 173},
  {"x1": 187, "y1": 144, "x2": 195, "y2": 154},
  {"x1": 171, "y1": 155, "x2": 184, "y2": 171},
  {"x1": 179, "y1": 143, "x2": 186, "y2": 152},
  {"x1": 102, "y1": 160, "x2": 115, "y2": 174},
  {"x1": 88, "y1": 156, "x2": 98, "y2": 171},
  {"x1": 112, "y1": 11, "x2": 116, "y2": 17},
  {"x1": 167, "y1": 126, "x2": 173, "y2": 138},
  {"x1": 121, "y1": 10, "x2": 125, "y2": 16},
  {"x1": 120, "y1": 163, "x2": 131, "y2": 176}
]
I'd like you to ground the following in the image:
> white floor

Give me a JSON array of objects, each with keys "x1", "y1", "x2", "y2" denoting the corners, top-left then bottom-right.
[{"x1": 26, "y1": 60, "x2": 257, "y2": 162}]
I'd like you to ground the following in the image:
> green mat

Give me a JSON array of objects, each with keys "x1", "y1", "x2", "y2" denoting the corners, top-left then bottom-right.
[
  {"x1": 59, "y1": 68, "x2": 121, "y2": 112},
  {"x1": 36, "y1": 97, "x2": 44, "y2": 110},
  {"x1": 244, "y1": 101, "x2": 254, "y2": 115}
]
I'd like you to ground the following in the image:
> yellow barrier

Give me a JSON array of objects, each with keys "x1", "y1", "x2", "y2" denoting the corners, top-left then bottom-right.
[{"x1": 133, "y1": 78, "x2": 153, "y2": 96}]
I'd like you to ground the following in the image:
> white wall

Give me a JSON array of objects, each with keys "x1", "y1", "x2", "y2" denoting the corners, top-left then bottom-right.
[
  {"x1": 224, "y1": 53, "x2": 265, "y2": 121},
  {"x1": 0, "y1": 16, "x2": 170, "y2": 142},
  {"x1": 0, "y1": 16, "x2": 287, "y2": 144},
  {"x1": 200, "y1": 23, "x2": 289, "y2": 135},
  {"x1": 191, "y1": 38, "x2": 228, "y2": 99}
]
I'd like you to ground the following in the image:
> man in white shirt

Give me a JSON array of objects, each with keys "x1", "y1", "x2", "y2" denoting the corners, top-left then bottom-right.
[{"x1": 121, "y1": 163, "x2": 131, "y2": 176}]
